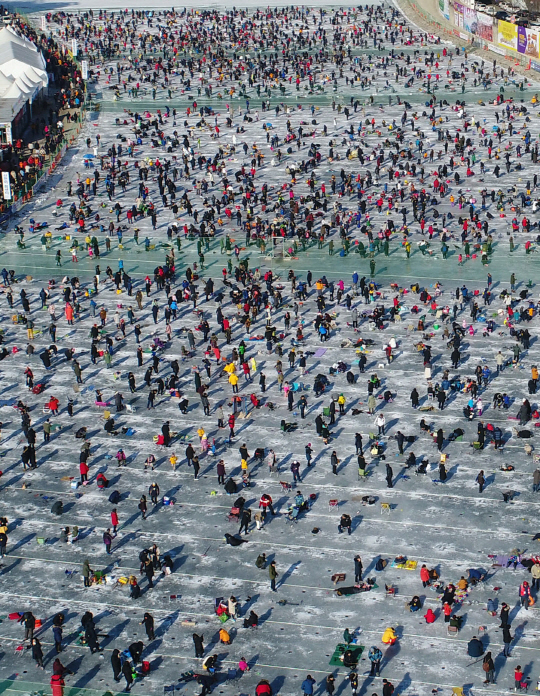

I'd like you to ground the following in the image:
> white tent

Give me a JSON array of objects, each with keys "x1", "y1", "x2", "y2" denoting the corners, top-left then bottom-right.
[{"x1": 0, "y1": 26, "x2": 48, "y2": 124}]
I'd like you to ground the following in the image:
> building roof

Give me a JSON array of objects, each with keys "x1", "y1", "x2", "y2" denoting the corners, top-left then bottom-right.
[{"x1": 0, "y1": 26, "x2": 48, "y2": 124}]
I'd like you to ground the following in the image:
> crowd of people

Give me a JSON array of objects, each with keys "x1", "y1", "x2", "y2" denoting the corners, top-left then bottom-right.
[
  {"x1": 0, "y1": 5, "x2": 85, "y2": 213},
  {"x1": 1, "y1": 1, "x2": 540, "y2": 695}
]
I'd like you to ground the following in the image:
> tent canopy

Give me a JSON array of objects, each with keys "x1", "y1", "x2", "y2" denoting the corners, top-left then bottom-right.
[{"x1": 0, "y1": 26, "x2": 48, "y2": 122}]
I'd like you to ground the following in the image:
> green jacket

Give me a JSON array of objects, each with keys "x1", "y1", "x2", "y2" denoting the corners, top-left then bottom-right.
[{"x1": 269, "y1": 564, "x2": 278, "y2": 580}]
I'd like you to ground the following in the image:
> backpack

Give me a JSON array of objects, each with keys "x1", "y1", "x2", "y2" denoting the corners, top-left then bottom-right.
[
  {"x1": 375, "y1": 558, "x2": 387, "y2": 571},
  {"x1": 108, "y1": 490, "x2": 120, "y2": 504}
]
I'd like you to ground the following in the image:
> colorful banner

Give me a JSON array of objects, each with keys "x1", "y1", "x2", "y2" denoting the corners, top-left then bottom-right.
[
  {"x1": 454, "y1": 3, "x2": 464, "y2": 29},
  {"x1": 517, "y1": 25, "x2": 539, "y2": 57},
  {"x1": 438, "y1": 0, "x2": 449, "y2": 21},
  {"x1": 498, "y1": 20, "x2": 518, "y2": 51},
  {"x1": 463, "y1": 7, "x2": 477, "y2": 33},
  {"x1": 476, "y1": 12, "x2": 493, "y2": 42}
]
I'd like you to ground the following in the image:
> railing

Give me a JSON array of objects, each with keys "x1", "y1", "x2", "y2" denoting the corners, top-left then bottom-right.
[
  {"x1": 5, "y1": 92, "x2": 89, "y2": 216},
  {"x1": 0, "y1": 678, "x2": 144, "y2": 696}
]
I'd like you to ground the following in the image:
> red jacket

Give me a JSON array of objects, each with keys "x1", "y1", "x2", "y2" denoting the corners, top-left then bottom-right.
[
  {"x1": 256, "y1": 682, "x2": 272, "y2": 696},
  {"x1": 111, "y1": 511, "x2": 119, "y2": 526},
  {"x1": 79, "y1": 462, "x2": 89, "y2": 476},
  {"x1": 51, "y1": 675, "x2": 65, "y2": 696},
  {"x1": 228, "y1": 415, "x2": 235, "y2": 428},
  {"x1": 259, "y1": 494, "x2": 272, "y2": 509}
]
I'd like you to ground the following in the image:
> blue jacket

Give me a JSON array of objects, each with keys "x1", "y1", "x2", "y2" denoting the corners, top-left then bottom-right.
[
  {"x1": 301, "y1": 678, "x2": 316, "y2": 695},
  {"x1": 369, "y1": 647, "x2": 382, "y2": 662}
]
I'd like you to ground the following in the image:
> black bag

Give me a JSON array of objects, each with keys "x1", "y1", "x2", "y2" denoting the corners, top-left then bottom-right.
[
  {"x1": 109, "y1": 490, "x2": 121, "y2": 504},
  {"x1": 51, "y1": 501, "x2": 63, "y2": 515},
  {"x1": 375, "y1": 558, "x2": 387, "y2": 571}
]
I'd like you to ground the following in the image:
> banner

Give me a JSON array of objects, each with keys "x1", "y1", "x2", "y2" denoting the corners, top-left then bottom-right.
[
  {"x1": 438, "y1": 0, "x2": 449, "y2": 21},
  {"x1": 476, "y1": 12, "x2": 493, "y2": 42},
  {"x1": 2, "y1": 172, "x2": 12, "y2": 200},
  {"x1": 454, "y1": 3, "x2": 464, "y2": 29},
  {"x1": 71, "y1": 38, "x2": 78, "y2": 57},
  {"x1": 488, "y1": 42, "x2": 506, "y2": 55},
  {"x1": 81, "y1": 60, "x2": 88, "y2": 80},
  {"x1": 498, "y1": 20, "x2": 518, "y2": 51},
  {"x1": 517, "y1": 25, "x2": 539, "y2": 57},
  {"x1": 40, "y1": 15, "x2": 46, "y2": 31},
  {"x1": 463, "y1": 7, "x2": 477, "y2": 33}
]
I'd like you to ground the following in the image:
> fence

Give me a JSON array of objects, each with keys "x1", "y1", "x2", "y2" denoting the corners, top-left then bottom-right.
[
  {"x1": 3, "y1": 93, "x2": 89, "y2": 217},
  {"x1": 0, "y1": 677, "x2": 151, "y2": 696}
]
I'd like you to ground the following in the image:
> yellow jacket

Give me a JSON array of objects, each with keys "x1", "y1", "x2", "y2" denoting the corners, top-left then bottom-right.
[{"x1": 382, "y1": 627, "x2": 396, "y2": 643}]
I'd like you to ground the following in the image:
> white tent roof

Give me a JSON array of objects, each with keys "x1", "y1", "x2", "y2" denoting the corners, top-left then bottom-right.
[{"x1": 0, "y1": 26, "x2": 48, "y2": 120}]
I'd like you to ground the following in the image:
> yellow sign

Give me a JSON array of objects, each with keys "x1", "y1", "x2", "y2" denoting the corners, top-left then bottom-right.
[{"x1": 498, "y1": 20, "x2": 517, "y2": 51}]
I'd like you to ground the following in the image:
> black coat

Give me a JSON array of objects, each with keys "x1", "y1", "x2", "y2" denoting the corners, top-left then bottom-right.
[
  {"x1": 129, "y1": 641, "x2": 144, "y2": 663},
  {"x1": 122, "y1": 660, "x2": 134, "y2": 684},
  {"x1": 111, "y1": 650, "x2": 122, "y2": 677},
  {"x1": 225, "y1": 533, "x2": 247, "y2": 546},
  {"x1": 143, "y1": 614, "x2": 154, "y2": 637},
  {"x1": 32, "y1": 640, "x2": 43, "y2": 660},
  {"x1": 85, "y1": 626, "x2": 99, "y2": 650}
]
